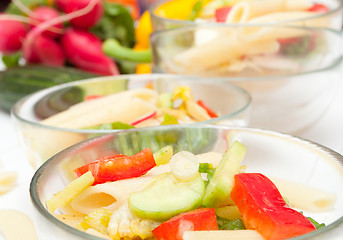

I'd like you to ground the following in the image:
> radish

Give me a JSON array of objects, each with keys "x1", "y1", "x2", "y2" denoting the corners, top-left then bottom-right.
[
  {"x1": 55, "y1": 0, "x2": 69, "y2": 10},
  {"x1": 23, "y1": 42, "x2": 40, "y2": 63},
  {"x1": 29, "y1": 6, "x2": 63, "y2": 38},
  {"x1": 34, "y1": 35, "x2": 65, "y2": 66},
  {"x1": 0, "y1": 18, "x2": 27, "y2": 54},
  {"x1": 60, "y1": 0, "x2": 104, "y2": 29},
  {"x1": 61, "y1": 28, "x2": 119, "y2": 75},
  {"x1": 131, "y1": 112, "x2": 157, "y2": 126}
]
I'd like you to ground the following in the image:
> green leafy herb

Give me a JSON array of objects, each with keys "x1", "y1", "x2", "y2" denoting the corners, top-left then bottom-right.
[
  {"x1": 161, "y1": 114, "x2": 179, "y2": 125},
  {"x1": 91, "y1": 2, "x2": 135, "y2": 48},
  {"x1": 217, "y1": 217, "x2": 246, "y2": 230},
  {"x1": 199, "y1": 163, "x2": 215, "y2": 182},
  {"x1": 299, "y1": 211, "x2": 326, "y2": 229},
  {"x1": 1, "y1": 52, "x2": 21, "y2": 68},
  {"x1": 307, "y1": 217, "x2": 326, "y2": 229}
]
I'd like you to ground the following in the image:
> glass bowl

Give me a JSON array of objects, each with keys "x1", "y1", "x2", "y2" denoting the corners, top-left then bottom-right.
[
  {"x1": 30, "y1": 124, "x2": 343, "y2": 240},
  {"x1": 11, "y1": 74, "x2": 251, "y2": 169},
  {"x1": 149, "y1": 0, "x2": 343, "y2": 31},
  {"x1": 150, "y1": 25, "x2": 342, "y2": 133}
]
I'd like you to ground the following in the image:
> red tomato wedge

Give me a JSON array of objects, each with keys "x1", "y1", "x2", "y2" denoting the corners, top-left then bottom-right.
[
  {"x1": 196, "y1": 100, "x2": 218, "y2": 118},
  {"x1": 152, "y1": 208, "x2": 218, "y2": 240},
  {"x1": 230, "y1": 173, "x2": 316, "y2": 240},
  {"x1": 74, "y1": 148, "x2": 156, "y2": 185},
  {"x1": 308, "y1": 3, "x2": 329, "y2": 13},
  {"x1": 215, "y1": 6, "x2": 232, "y2": 22}
]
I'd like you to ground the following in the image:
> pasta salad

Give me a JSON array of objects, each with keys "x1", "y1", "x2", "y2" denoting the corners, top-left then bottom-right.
[
  {"x1": 47, "y1": 141, "x2": 335, "y2": 240},
  {"x1": 40, "y1": 86, "x2": 219, "y2": 130}
]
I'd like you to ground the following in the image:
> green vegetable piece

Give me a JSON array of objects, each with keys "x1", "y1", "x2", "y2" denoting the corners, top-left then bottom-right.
[
  {"x1": 307, "y1": 216, "x2": 325, "y2": 229},
  {"x1": 202, "y1": 141, "x2": 246, "y2": 208},
  {"x1": 78, "y1": 208, "x2": 113, "y2": 235},
  {"x1": 103, "y1": 38, "x2": 152, "y2": 63},
  {"x1": 128, "y1": 173, "x2": 205, "y2": 221},
  {"x1": 161, "y1": 114, "x2": 179, "y2": 125},
  {"x1": 188, "y1": 0, "x2": 204, "y2": 21},
  {"x1": 153, "y1": 145, "x2": 174, "y2": 165},
  {"x1": 217, "y1": 218, "x2": 246, "y2": 230},
  {"x1": 199, "y1": 163, "x2": 215, "y2": 182},
  {"x1": 157, "y1": 93, "x2": 173, "y2": 109}
]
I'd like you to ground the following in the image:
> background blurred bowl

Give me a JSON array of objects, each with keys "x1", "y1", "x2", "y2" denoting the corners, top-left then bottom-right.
[
  {"x1": 30, "y1": 124, "x2": 343, "y2": 240},
  {"x1": 149, "y1": 0, "x2": 343, "y2": 31},
  {"x1": 11, "y1": 74, "x2": 251, "y2": 168},
  {"x1": 150, "y1": 25, "x2": 342, "y2": 133}
]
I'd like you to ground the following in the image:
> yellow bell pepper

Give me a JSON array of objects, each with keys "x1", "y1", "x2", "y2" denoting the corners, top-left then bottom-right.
[
  {"x1": 134, "y1": 0, "x2": 212, "y2": 74},
  {"x1": 135, "y1": 63, "x2": 152, "y2": 74},
  {"x1": 135, "y1": 0, "x2": 212, "y2": 49}
]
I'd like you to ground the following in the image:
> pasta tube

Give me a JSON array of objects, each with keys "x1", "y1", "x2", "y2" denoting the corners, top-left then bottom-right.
[{"x1": 226, "y1": 0, "x2": 313, "y2": 23}]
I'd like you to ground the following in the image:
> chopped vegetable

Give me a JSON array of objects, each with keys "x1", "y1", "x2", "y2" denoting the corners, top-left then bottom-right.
[
  {"x1": 202, "y1": 141, "x2": 246, "y2": 208},
  {"x1": 74, "y1": 148, "x2": 156, "y2": 185},
  {"x1": 152, "y1": 208, "x2": 219, "y2": 240},
  {"x1": 47, "y1": 171, "x2": 95, "y2": 213},
  {"x1": 230, "y1": 173, "x2": 316, "y2": 240},
  {"x1": 78, "y1": 208, "x2": 113, "y2": 235},
  {"x1": 161, "y1": 114, "x2": 179, "y2": 125},
  {"x1": 169, "y1": 151, "x2": 200, "y2": 182},
  {"x1": 214, "y1": 6, "x2": 232, "y2": 22},
  {"x1": 153, "y1": 145, "x2": 174, "y2": 166},
  {"x1": 198, "y1": 162, "x2": 215, "y2": 183},
  {"x1": 197, "y1": 99, "x2": 218, "y2": 118},
  {"x1": 128, "y1": 173, "x2": 205, "y2": 221},
  {"x1": 108, "y1": 203, "x2": 160, "y2": 240},
  {"x1": 308, "y1": 3, "x2": 329, "y2": 13},
  {"x1": 217, "y1": 218, "x2": 245, "y2": 230}
]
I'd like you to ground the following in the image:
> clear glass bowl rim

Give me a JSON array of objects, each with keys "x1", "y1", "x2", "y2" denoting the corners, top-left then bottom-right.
[
  {"x1": 29, "y1": 124, "x2": 343, "y2": 240},
  {"x1": 149, "y1": 0, "x2": 343, "y2": 27},
  {"x1": 150, "y1": 25, "x2": 343, "y2": 78},
  {"x1": 11, "y1": 73, "x2": 252, "y2": 134}
]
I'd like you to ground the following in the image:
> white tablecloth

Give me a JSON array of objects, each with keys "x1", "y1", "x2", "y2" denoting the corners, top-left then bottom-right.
[{"x1": 0, "y1": 66, "x2": 343, "y2": 239}]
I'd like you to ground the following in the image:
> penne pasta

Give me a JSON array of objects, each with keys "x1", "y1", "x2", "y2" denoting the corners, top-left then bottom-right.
[
  {"x1": 41, "y1": 88, "x2": 158, "y2": 128},
  {"x1": 226, "y1": 0, "x2": 313, "y2": 23},
  {"x1": 174, "y1": 30, "x2": 279, "y2": 71},
  {"x1": 70, "y1": 176, "x2": 155, "y2": 214}
]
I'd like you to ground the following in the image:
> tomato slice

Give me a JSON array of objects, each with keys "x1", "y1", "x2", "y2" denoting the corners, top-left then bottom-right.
[
  {"x1": 308, "y1": 3, "x2": 329, "y2": 13},
  {"x1": 74, "y1": 148, "x2": 156, "y2": 185},
  {"x1": 230, "y1": 173, "x2": 316, "y2": 240},
  {"x1": 197, "y1": 100, "x2": 218, "y2": 118},
  {"x1": 215, "y1": 6, "x2": 232, "y2": 22},
  {"x1": 152, "y1": 208, "x2": 219, "y2": 240}
]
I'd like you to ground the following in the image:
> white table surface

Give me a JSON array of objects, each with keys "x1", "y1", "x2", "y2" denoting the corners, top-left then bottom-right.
[{"x1": 0, "y1": 65, "x2": 343, "y2": 239}]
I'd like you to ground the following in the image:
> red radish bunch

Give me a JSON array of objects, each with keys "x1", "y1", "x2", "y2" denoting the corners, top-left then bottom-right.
[
  {"x1": 0, "y1": 0, "x2": 119, "y2": 76},
  {"x1": 0, "y1": 18, "x2": 28, "y2": 55}
]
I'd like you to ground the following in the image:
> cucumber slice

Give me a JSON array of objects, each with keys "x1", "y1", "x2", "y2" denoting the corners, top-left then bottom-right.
[
  {"x1": 202, "y1": 141, "x2": 246, "y2": 208},
  {"x1": 128, "y1": 173, "x2": 205, "y2": 221}
]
